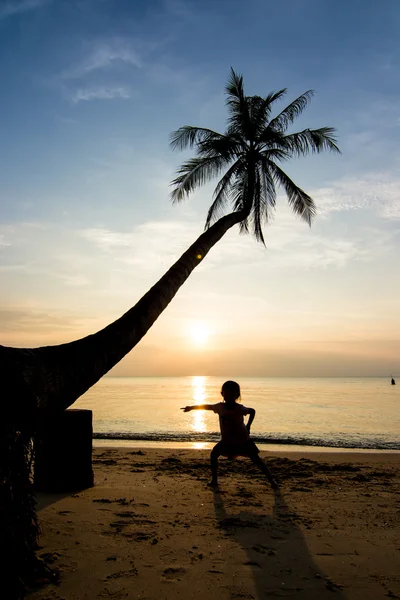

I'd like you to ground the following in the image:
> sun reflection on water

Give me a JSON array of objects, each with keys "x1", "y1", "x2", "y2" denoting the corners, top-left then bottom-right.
[
  {"x1": 192, "y1": 442, "x2": 208, "y2": 450},
  {"x1": 191, "y1": 376, "x2": 207, "y2": 433}
]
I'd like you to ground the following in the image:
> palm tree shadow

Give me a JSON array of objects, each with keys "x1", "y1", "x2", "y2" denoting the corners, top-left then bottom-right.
[
  {"x1": 213, "y1": 485, "x2": 347, "y2": 600},
  {"x1": 36, "y1": 491, "x2": 79, "y2": 511}
]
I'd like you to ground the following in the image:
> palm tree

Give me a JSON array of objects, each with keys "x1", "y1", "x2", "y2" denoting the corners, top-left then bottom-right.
[
  {"x1": 1, "y1": 69, "x2": 339, "y2": 418},
  {"x1": 170, "y1": 68, "x2": 339, "y2": 243},
  {"x1": 1, "y1": 69, "x2": 339, "y2": 596}
]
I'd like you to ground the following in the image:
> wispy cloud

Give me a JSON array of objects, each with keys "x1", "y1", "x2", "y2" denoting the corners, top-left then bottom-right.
[
  {"x1": 0, "y1": 0, "x2": 50, "y2": 20},
  {"x1": 80, "y1": 220, "x2": 199, "y2": 271},
  {"x1": 70, "y1": 86, "x2": 131, "y2": 103},
  {"x1": 61, "y1": 39, "x2": 141, "y2": 80},
  {"x1": 0, "y1": 307, "x2": 79, "y2": 331},
  {"x1": 204, "y1": 222, "x2": 372, "y2": 272},
  {"x1": 79, "y1": 214, "x2": 372, "y2": 276},
  {"x1": 314, "y1": 172, "x2": 400, "y2": 220},
  {"x1": 0, "y1": 306, "x2": 98, "y2": 347}
]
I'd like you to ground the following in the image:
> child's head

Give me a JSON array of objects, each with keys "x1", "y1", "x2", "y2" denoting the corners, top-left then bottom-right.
[{"x1": 221, "y1": 380, "x2": 241, "y2": 403}]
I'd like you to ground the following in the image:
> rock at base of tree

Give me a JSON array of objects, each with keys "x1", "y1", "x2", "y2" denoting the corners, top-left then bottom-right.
[{"x1": 34, "y1": 409, "x2": 94, "y2": 492}]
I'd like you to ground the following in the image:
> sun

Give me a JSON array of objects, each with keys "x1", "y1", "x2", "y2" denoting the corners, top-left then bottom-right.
[{"x1": 188, "y1": 321, "x2": 211, "y2": 347}]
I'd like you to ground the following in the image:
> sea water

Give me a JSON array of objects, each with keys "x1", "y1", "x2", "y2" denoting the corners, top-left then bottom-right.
[{"x1": 73, "y1": 376, "x2": 400, "y2": 451}]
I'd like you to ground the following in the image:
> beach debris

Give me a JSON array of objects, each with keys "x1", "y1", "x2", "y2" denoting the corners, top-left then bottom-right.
[
  {"x1": 252, "y1": 545, "x2": 276, "y2": 555},
  {"x1": 105, "y1": 567, "x2": 138, "y2": 579},
  {"x1": 325, "y1": 578, "x2": 344, "y2": 591},
  {"x1": 39, "y1": 551, "x2": 61, "y2": 564},
  {"x1": 93, "y1": 458, "x2": 117, "y2": 465}
]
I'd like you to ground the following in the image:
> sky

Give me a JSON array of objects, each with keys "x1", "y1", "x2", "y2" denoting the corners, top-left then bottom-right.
[{"x1": 0, "y1": 0, "x2": 399, "y2": 377}]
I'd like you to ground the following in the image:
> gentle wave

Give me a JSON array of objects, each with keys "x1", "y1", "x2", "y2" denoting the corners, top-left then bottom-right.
[{"x1": 93, "y1": 431, "x2": 400, "y2": 450}]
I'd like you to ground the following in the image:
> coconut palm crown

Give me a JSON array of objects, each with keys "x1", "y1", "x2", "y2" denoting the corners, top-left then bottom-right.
[{"x1": 170, "y1": 68, "x2": 340, "y2": 245}]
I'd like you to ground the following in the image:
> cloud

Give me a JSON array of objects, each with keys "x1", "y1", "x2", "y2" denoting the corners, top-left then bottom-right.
[
  {"x1": 314, "y1": 172, "x2": 400, "y2": 220},
  {"x1": 80, "y1": 220, "x2": 200, "y2": 271},
  {"x1": 70, "y1": 86, "x2": 131, "y2": 103},
  {"x1": 202, "y1": 221, "x2": 370, "y2": 272},
  {"x1": 0, "y1": 306, "x2": 101, "y2": 347},
  {"x1": 0, "y1": 0, "x2": 50, "y2": 19},
  {"x1": 0, "y1": 307, "x2": 79, "y2": 331},
  {"x1": 61, "y1": 39, "x2": 141, "y2": 80},
  {"x1": 79, "y1": 212, "x2": 370, "y2": 279}
]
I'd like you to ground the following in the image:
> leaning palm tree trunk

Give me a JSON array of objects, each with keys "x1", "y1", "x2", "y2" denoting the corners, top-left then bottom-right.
[
  {"x1": 1, "y1": 208, "x2": 248, "y2": 417},
  {"x1": 1, "y1": 209, "x2": 246, "y2": 598}
]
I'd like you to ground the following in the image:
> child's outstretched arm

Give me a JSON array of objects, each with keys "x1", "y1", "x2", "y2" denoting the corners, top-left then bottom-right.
[
  {"x1": 180, "y1": 405, "x2": 215, "y2": 412},
  {"x1": 246, "y1": 408, "x2": 256, "y2": 432}
]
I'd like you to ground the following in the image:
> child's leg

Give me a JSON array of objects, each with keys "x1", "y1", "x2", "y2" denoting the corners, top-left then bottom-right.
[
  {"x1": 250, "y1": 454, "x2": 279, "y2": 489},
  {"x1": 209, "y1": 444, "x2": 223, "y2": 486}
]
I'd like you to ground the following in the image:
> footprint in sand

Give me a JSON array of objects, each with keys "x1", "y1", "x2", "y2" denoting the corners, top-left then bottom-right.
[
  {"x1": 105, "y1": 568, "x2": 138, "y2": 580},
  {"x1": 94, "y1": 497, "x2": 134, "y2": 505},
  {"x1": 252, "y1": 544, "x2": 276, "y2": 556},
  {"x1": 123, "y1": 531, "x2": 156, "y2": 542},
  {"x1": 162, "y1": 567, "x2": 186, "y2": 582}
]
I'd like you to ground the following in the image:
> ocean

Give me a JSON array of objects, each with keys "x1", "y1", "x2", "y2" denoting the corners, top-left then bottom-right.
[{"x1": 73, "y1": 376, "x2": 400, "y2": 451}]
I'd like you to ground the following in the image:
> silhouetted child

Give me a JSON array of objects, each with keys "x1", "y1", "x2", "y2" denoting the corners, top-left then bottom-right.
[{"x1": 181, "y1": 380, "x2": 278, "y2": 489}]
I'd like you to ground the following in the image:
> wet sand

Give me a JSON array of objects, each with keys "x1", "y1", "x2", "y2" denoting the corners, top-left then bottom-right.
[{"x1": 28, "y1": 448, "x2": 400, "y2": 599}]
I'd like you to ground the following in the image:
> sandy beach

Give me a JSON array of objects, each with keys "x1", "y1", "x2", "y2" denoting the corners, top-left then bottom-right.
[{"x1": 28, "y1": 447, "x2": 400, "y2": 600}]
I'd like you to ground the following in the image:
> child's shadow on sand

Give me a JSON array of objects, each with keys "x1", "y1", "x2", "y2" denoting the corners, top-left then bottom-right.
[{"x1": 213, "y1": 487, "x2": 347, "y2": 600}]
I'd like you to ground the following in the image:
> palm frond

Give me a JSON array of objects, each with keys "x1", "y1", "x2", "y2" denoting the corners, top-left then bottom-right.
[
  {"x1": 231, "y1": 171, "x2": 248, "y2": 214},
  {"x1": 225, "y1": 67, "x2": 245, "y2": 104},
  {"x1": 269, "y1": 162, "x2": 316, "y2": 225},
  {"x1": 250, "y1": 90, "x2": 287, "y2": 136},
  {"x1": 259, "y1": 164, "x2": 277, "y2": 214},
  {"x1": 225, "y1": 68, "x2": 251, "y2": 139},
  {"x1": 261, "y1": 147, "x2": 291, "y2": 162},
  {"x1": 257, "y1": 126, "x2": 287, "y2": 150},
  {"x1": 170, "y1": 155, "x2": 230, "y2": 203},
  {"x1": 197, "y1": 133, "x2": 244, "y2": 161},
  {"x1": 268, "y1": 90, "x2": 314, "y2": 132},
  {"x1": 170, "y1": 126, "x2": 224, "y2": 151},
  {"x1": 262, "y1": 89, "x2": 288, "y2": 110},
  {"x1": 205, "y1": 159, "x2": 244, "y2": 228},
  {"x1": 283, "y1": 127, "x2": 341, "y2": 156},
  {"x1": 252, "y1": 168, "x2": 265, "y2": 244}
]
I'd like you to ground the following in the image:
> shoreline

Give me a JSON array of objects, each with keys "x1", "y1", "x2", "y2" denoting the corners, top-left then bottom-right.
[
  {"x1": 93, "y1": 439, "x2": 400, "y2": 453},
  {"x1": 29, "y1": 447, "x2": 400, "y2": 599}
]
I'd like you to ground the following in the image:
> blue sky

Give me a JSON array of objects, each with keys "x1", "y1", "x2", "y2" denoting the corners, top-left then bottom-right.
[{"x1": 1, "y1": 0, "x2": 400, "y2": 377}]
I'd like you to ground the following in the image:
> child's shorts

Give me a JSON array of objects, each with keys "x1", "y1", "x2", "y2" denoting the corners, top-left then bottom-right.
[{"x1": 212, "y1": 440, "x2": 260, "y2": 460}]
